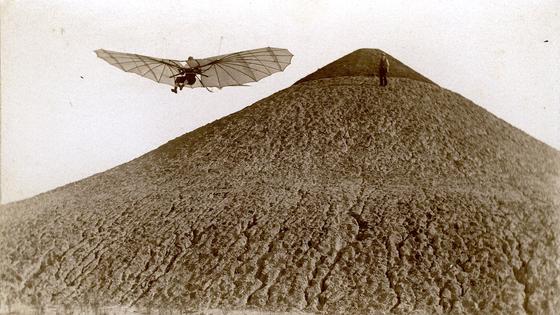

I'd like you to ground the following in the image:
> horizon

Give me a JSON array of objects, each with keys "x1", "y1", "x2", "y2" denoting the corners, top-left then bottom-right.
[{"x1": 2, "y1": 1, "x2": 559, "y2": 204}]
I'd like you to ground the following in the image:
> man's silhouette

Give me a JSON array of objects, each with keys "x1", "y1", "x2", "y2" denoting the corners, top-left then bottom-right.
[{"x1": 378, "y1": 53, "x2": 390, "y2": 87}]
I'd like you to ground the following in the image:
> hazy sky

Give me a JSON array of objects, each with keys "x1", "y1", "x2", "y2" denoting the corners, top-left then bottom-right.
[{"x1": 1, "y1": 0, "x2": 559, "y2": 203}]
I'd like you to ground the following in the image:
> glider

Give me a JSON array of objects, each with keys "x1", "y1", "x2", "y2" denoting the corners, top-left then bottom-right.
[{"x1": 95, "y1": 47, "x2": 293, "y2": 93}]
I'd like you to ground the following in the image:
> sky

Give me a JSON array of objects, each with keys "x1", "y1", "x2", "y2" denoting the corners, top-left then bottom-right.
[{"x1": 1, "y1": 0, "x2": 559, "y2": 204}]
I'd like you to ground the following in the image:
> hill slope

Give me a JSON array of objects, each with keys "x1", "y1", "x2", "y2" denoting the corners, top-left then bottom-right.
[{"x1": 1, "y1": 50, "x2": 559, "y2": 314}]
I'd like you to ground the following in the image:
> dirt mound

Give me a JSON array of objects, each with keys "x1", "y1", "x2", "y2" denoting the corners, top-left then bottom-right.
[{"x1": 1, "y1": 50, "x2": 559, "y2": 314}]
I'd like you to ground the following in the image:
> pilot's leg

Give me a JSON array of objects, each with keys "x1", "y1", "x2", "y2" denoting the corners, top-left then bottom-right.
[{"x1": 173, "y1": 76, "x2": 186, "y2": 93}]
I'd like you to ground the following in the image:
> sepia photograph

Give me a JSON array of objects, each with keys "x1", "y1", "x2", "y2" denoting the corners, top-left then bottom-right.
[{"x1": 1, "y1": 1, "x2": 559, "y2": 314}]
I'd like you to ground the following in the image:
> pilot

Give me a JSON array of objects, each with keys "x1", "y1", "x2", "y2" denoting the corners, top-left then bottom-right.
[{"x1": 171, "y1": 57, "x2": 201, "y2": 93}]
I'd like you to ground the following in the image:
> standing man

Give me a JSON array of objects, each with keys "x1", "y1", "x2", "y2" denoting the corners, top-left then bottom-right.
[{"x1": 378, "y1": 53, "x2": 390, "y2": 87}]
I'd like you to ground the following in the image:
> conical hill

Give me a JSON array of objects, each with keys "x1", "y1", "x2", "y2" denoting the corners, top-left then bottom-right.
[{"x1": 1, "y1": 49, "x2": 559, "y2": 314}]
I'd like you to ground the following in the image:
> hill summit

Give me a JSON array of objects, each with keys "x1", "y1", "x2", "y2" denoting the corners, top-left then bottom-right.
[
  {"x1": 0, "y1": 49, "x2": 559, "y2": 314},
  {"x1": 295, "y1": 48, "x2": 436, "y2": 85}
]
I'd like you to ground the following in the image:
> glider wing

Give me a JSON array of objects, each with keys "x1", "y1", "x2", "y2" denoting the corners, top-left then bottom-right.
[
  {"x1": 95, "y1": 49, "x2": 185, "y2": 87},
  {"x1": 193, "y1": 47, "x2": 293, "y2": 88}
]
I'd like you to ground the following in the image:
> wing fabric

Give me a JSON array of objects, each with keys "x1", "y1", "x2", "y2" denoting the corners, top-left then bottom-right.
[
  {"x1": 95, "y1": 49, "x2": 185, "y2": 87},
  {"x1": 194, "y1": 47, "x2": 293, "y2": 88}
]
